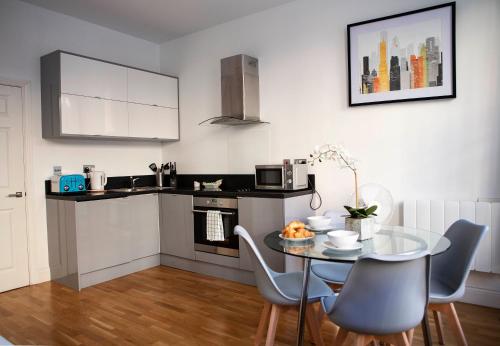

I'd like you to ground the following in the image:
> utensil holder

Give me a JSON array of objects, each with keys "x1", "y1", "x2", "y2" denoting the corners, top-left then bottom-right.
[{"x1": 155, "y1": 171, "x2": 163, "y2": 187}]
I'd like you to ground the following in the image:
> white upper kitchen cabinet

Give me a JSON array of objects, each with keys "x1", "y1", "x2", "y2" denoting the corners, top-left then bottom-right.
[
  {"x1": 60, "y1": 94, "x2": 128, "y2": 137},
  {"x1": 60, "y1": 53, "x2": 127, "y2": 101},
  {"x1": 41, "y1": 50, "x2": 179, "y2": 141},
  {"x1": 128, "y1": 103, "x2": 179, "y2": 140},
  {"x1": 127, "y1": 68, "x2": 178, "y2": 109}
]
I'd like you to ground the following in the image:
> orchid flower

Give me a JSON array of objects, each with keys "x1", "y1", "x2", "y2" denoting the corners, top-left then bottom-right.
[{"x1": 309, "y1": 144, "x2": 360, "y2": 208}]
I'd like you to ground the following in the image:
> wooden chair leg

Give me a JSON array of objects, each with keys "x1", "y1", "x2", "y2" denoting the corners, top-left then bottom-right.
[
  {"x1": 316, "y1": 302, "x2": 326, "y2": 326},
  {"x1": 406, "y1": 328, "x2": 414, "y2": 345},
  {"x1": 255, "y1": 302, "x2": 271, "y2": 346},
  {"x1": 444, "y1": 303, "x2": 468, "y2": 346},
  {"x1": 334, "y1": 328, "x2": 349, "y2": 346},
  {"x1": 353, "y1": 334, "x2": 364, "y2": 346},
  {"x1": 353, "y1": 334, "x2": 373, "y2": 346},
  {"x1": 305, "y1": 306, "x2": 325, "y2": 346},
  {"x1": 264, "y1": 304, "x2": 281, "y2": 346},
  {"x1": 432, "y1": 310, "x2": 445, "y2": 345},
  {"x1": 378, "y1": 332, "x2": 409, "y2": 346},
  {"x1": 430, "y1": 303, "x2": 467, "y2": 346},
  {"x1": 395, "y1": 332, "x2": 410, "y2": 346}
]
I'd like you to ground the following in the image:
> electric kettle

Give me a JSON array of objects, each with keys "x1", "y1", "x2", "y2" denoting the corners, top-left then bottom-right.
[{"x1": 89, "y1": 171, "x2": 107, "y2": 191}]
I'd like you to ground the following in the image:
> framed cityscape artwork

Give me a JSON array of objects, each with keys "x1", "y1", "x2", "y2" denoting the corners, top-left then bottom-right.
[{"x1": 347, "y1": 2, "x2": 456, "y2": 106}]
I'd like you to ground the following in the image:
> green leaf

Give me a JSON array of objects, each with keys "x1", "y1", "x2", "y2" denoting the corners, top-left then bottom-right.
[
  {"x1": 365, "y1": 205, "x2": 378, "y2": 215},
  {"x1": 358, "y1": 209, "x2": 368, "y2": 216},
  {"x1": 352, "y1": 211, "x2": 366, "y2": 218}
]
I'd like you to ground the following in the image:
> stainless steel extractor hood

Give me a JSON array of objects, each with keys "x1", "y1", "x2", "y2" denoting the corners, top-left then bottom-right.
[{"x1": 199, "y1": 54, "x2": 269, "y2": 126}]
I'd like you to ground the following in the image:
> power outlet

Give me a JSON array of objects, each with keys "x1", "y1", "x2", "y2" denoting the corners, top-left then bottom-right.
[{"x1": 53, "y1": 166, "x2": 62, "y2": 175}]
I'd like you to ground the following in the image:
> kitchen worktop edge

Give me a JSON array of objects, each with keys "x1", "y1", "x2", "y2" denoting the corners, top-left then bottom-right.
[{"x1": 45, "y1": 187, "x2": 313, "y2": 201}]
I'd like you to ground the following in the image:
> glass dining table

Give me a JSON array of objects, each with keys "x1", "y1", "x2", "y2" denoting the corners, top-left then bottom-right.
[{"x1": 264, "y1": 225, "x2": 451, "y2": 346}]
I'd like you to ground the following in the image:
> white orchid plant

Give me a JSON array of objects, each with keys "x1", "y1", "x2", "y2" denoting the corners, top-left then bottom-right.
[{"x1": 309, "y1": 144, "x2": 362, "y2": 210}]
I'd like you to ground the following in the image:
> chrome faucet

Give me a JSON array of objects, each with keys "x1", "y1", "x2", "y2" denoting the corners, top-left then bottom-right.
[{"x1": 130, "y1": 176, "x2": 140, "y2": 189}]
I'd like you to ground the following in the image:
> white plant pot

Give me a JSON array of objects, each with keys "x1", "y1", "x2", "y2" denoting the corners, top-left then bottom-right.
[{"x1": 345, "y1": 217, "x2": 375, "y2": 240}]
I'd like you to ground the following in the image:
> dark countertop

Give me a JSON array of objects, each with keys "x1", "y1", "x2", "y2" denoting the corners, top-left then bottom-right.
[
  {"x1": 164, "y1": 187, "x2": 313, "y2": 199},
  {"x1": 46, "y1": 187, "x2": 313, "y2": 202}
]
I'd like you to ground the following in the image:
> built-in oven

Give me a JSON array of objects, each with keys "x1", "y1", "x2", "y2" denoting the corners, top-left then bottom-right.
[{"x1": 193, "y1": 196, "x2": 239, "y2": 257}]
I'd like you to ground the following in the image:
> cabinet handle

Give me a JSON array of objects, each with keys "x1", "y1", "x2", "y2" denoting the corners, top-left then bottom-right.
[
  {"x1": 192, "y1": 209, "x2": 235, "y2": 216},
  {"x1": 7, "y1": 192, "x2": 23, "y2": 198}
]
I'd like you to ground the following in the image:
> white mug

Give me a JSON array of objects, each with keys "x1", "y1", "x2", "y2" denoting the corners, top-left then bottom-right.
[{"x1": 90, "y1": 171, "x2": 107, "y2": 190}]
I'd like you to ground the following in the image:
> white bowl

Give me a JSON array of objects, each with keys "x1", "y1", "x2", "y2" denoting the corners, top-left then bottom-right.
[
  {"x1": 307, "y1": 216, "x2": 331, "y2": 229},
  {"x1": 327, "y1": 230, "x2": 359, "y2": 249}
]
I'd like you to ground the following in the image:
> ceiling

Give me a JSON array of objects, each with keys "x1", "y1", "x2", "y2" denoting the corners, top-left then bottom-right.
[{"x1": 21, "y1": 0, "x2": 295, "y2": 43}]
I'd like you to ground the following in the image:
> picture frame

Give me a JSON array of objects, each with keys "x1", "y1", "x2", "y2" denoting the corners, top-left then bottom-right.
[{"x1": 347, "y1": 2, "x2": 456, "y2": 107}]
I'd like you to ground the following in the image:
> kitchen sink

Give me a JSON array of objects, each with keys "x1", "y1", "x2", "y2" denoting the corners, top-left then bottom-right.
[{"x1": 108, "y1": 186, "x2": 174, "y2": 193}]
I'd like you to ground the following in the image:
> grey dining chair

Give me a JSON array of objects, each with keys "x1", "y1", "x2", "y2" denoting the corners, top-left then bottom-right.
[
  {"x1": 321, "y1": 251, "x2": 431, "y2": 346},
  {"x1": 429, "y1": 219, "x2": 488, "y2": 346},
  {"x1": 234, "y1": 225, "x2": 332, "y2": 346},
  {"x1": 311, "y1": 210, "x2": 353, "y2": 287}
]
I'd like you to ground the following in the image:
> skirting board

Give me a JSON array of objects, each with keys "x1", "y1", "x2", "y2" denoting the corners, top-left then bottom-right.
[
  {"x1": 79, "y1": 254, "x2": 160, "y2": 289},
  {"x1": 160, "y1": 254, "x2": 255, "y2": 286},
  {"x1": 461, "y1": 271, "x2": 500, "y2": 308},
  {"x1": 461, "y1": 286, "x2": 500, "y2": 309},
  {"x1": 31, "y1": 266, "x2": 52, "y2": 285}
]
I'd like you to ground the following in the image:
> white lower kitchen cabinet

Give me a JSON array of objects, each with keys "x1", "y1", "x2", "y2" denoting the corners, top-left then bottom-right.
[
  {"x1": 128, "y1": 103, "x2": 179, "y2": 140},
  {"x1": 159, "y1": 194, "x2": 194, "y2": 260},
  {"x1": 46, "y1": 194, "x2": 160, "y2": 290},
  {"x1": 60, "y1": 93, "x2": 128, "y2": 137},
  {"x1": 76, "y1": 197, "x2": 131, "y2": 274},
  {"x1": 237, "y1": 197, "x2": 286, "y2": 272},
  {"x1": 128, "y1": 194, "x2": 160, "y2": 260},
  {"x1": 46, "y1": 192, "x2": 311, "y2": 290},
  {"x1": 237, "y1": 195, "x2": 312, "y2": 273}
]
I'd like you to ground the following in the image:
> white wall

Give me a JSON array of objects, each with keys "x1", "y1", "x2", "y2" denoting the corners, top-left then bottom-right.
[
  {"x1": 160, "y1": 0, "x2": 500, "y2": 223},
  {"x1": 1, "y1": 0, "x2": 498, "y2": 288},
  {"x1": 0, "y1": 0, "x2": 162, "y2": 283}
]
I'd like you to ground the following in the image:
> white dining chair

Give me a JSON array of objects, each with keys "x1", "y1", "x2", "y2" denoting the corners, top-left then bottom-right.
[
  {"x1": 321, "y1": 251, "x2": 431, "y2": 345},
  {"x1": 311, "y1": 210, "x2": 353, "y2": 288},
  {"x1": 235, "y1": 225, "x2": 332, "y2": 346}
]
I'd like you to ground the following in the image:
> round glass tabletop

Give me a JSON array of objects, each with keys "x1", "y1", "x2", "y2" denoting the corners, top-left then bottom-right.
[{"x1": 264, "y1": 225, "x2": 451, "y2": 262}]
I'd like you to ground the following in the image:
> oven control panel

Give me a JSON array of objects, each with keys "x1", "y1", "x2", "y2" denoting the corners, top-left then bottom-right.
[{"x1": 193, "y1": 197, "x2": 238, "y2": 209}]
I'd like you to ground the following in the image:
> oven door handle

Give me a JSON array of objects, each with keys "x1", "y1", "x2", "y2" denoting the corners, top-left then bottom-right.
[{"x1": 192, "y1": 209, "x2": 235, "y2": 216}]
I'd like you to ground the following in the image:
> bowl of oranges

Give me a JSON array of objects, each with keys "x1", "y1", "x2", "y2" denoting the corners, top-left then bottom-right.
[{"x1": 280, "y1": 221, "x2": 315, "y2": 241}]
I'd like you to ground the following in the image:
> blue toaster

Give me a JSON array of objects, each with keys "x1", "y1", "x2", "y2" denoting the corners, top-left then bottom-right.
[{"x1": 51, "y1": 174, "x2": 87, "y2": 193}]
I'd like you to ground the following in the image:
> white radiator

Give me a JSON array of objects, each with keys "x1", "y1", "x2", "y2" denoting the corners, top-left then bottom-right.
[{"x1": 403, "y1": 200, "x2": 500, "y2": 274}]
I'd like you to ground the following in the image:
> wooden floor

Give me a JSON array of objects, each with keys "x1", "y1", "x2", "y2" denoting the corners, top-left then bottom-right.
[{"x1": 0, "y1": 266, "x2": 499, "y2": 345}]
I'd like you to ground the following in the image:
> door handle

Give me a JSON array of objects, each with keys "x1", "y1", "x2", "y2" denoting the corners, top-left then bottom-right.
[{"x1": 7, "y1": 192, "x2": 23, "y2": 198}]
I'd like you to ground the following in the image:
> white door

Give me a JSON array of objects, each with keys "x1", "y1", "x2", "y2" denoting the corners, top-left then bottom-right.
[{"x1": 0, "y1": 84, "x2": 29, "y2": 292}]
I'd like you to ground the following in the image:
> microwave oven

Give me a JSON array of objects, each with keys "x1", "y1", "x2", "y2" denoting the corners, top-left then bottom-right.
[{"x1": 255, "y1": 159, "x2": 308, "y2": 190}]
